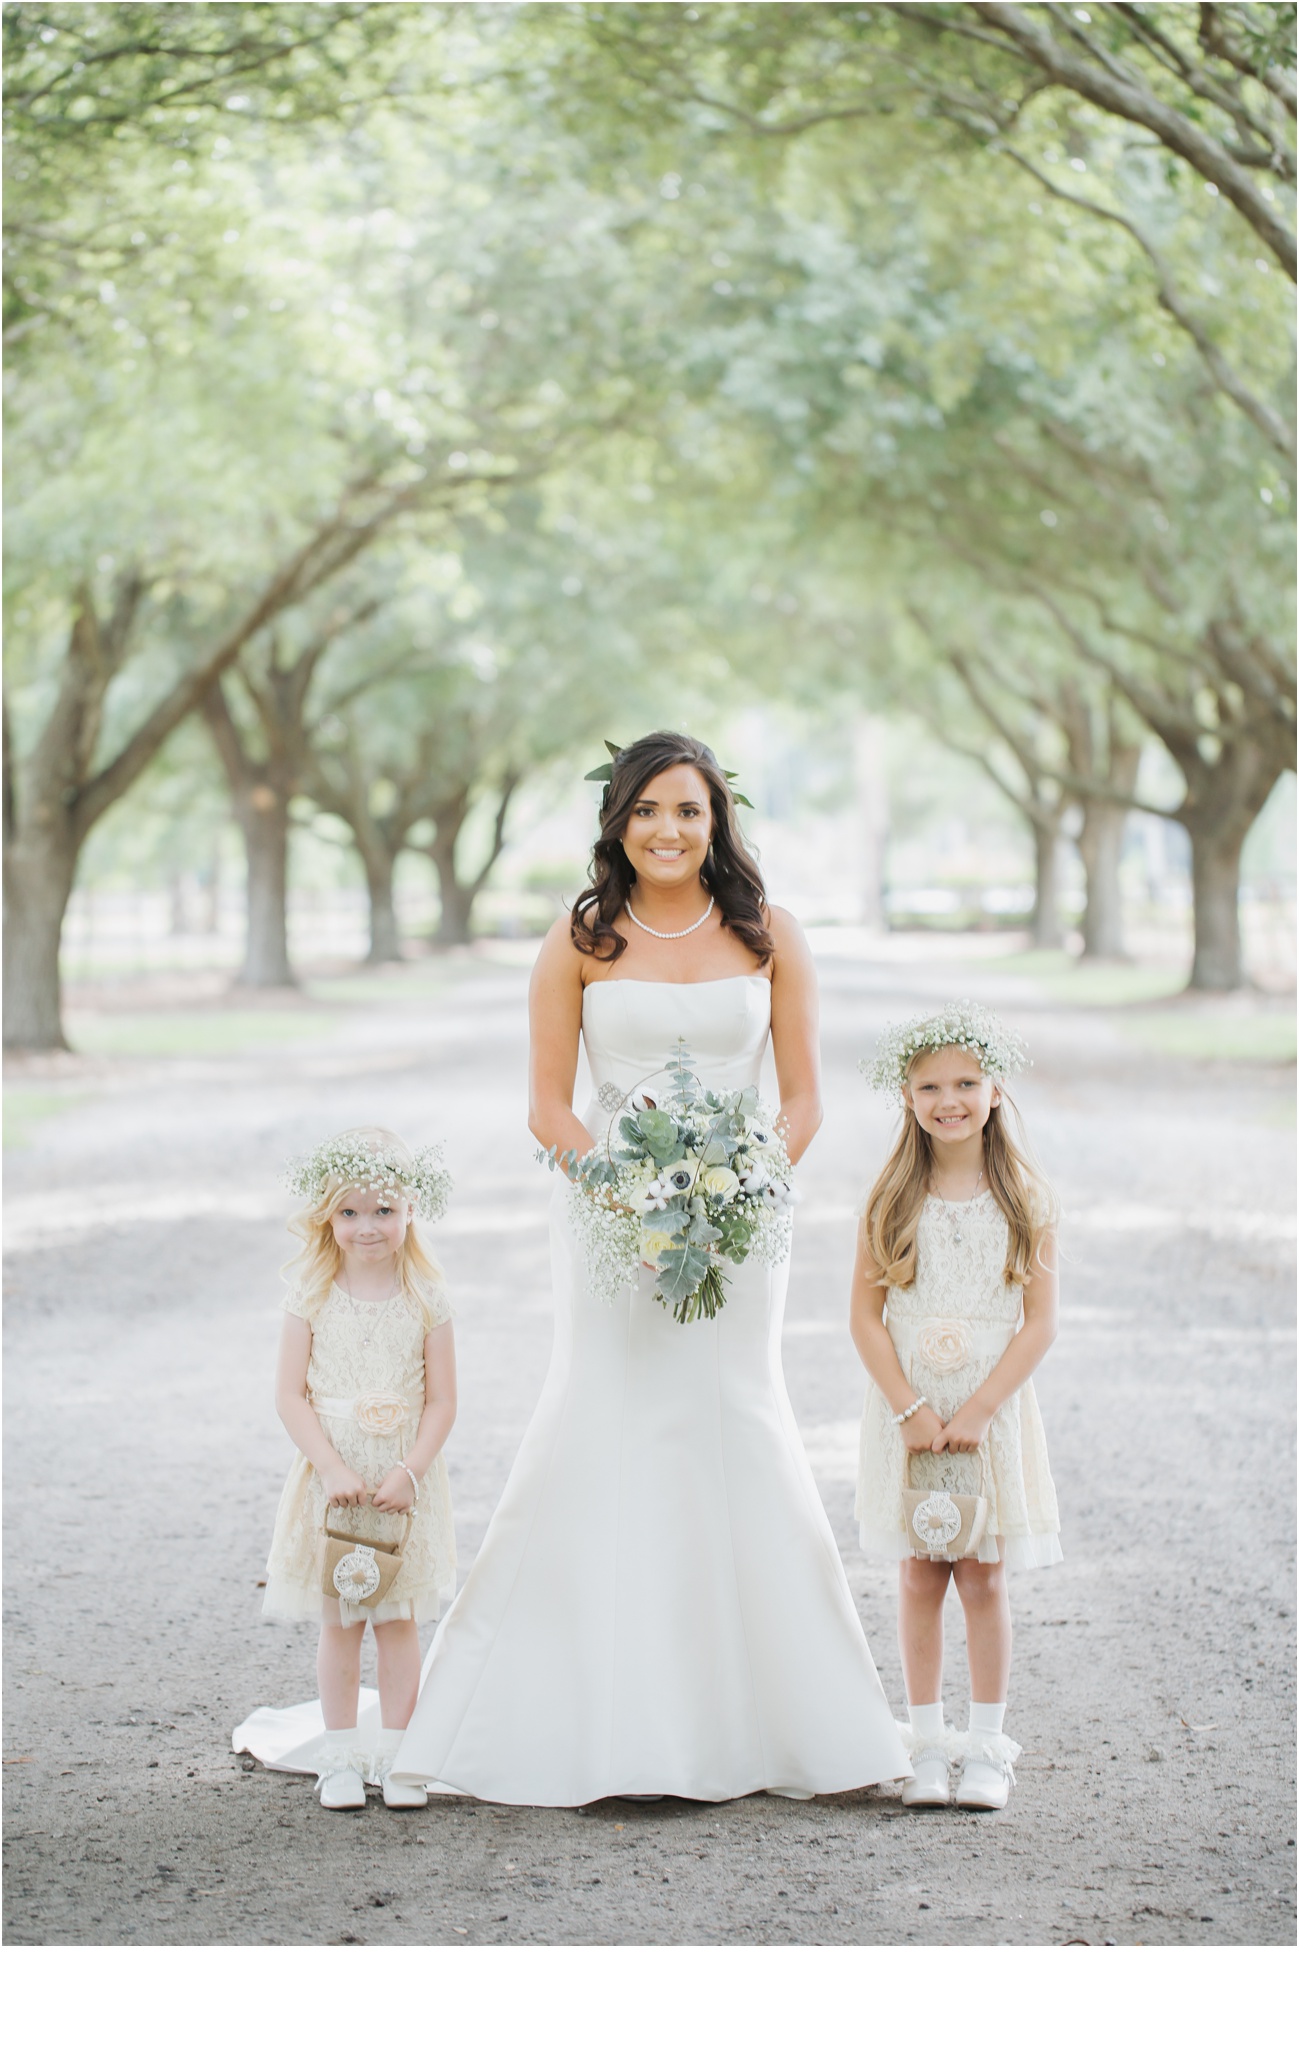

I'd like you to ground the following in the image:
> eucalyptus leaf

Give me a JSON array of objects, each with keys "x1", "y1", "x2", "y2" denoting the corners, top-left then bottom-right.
[{"x1": 637, "y1": 1108, "x2": 680, "y2": 1162}]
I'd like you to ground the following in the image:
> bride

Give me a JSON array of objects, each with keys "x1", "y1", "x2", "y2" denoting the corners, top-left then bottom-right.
[{"x1": 389, "y1": 732, "x2": 908, "y2": 1803}]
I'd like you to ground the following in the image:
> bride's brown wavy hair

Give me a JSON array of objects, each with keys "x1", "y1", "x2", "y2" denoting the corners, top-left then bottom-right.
[
  {"x1": 863, "y1": 1074, "x2": 1058, "y2": 1292},
  {"x1": 570, "y1": 731, "x2": 774, "y2": 965}
]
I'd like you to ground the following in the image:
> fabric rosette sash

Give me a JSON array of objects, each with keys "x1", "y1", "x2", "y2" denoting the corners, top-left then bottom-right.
[
  {"x1": 885, "y1": 1312, "x2": 1019, "y2": 1383},
  {"x1": 311, "y1": 1392, "x2": 419, "y2": 1436}
]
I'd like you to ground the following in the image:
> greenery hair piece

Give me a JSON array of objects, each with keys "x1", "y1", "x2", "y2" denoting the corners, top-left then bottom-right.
[
  {"x1": 285, "y1": 1131, "x2": 453, "y2": 1222},
  {"x1": 571, "y1": 731, "x2": 772, "y2": 966},
  {"x1": 584, "y1": 738, "x2": 754, "y2": 807},
  {"x1": 860, "y1": 1001, "x2": 1029, "y2": 1095}
]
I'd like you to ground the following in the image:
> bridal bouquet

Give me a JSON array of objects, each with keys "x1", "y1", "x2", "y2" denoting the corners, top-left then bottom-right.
[{"x1": 541, "y1": 1039, "x2": 798, "y2": 1324}]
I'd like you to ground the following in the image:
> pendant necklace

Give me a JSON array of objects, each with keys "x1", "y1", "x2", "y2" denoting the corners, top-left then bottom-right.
[
  {"x1": 627, "y1": 896, "x2": 714, "y2": 941},
  {"x1": 341, "y1": 1272, "x2": 399, "y2": 1350},
  {"x1": 930, "y1": 1167, "x2": 984, "y2": 1245}
]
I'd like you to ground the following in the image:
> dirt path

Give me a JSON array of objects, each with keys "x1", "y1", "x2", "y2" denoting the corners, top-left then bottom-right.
[{"x1": 4, "y1": 944, "x2": 1294, "y2": 1946}]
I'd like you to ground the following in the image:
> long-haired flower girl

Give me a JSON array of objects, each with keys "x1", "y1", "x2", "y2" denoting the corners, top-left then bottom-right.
[
  {"x1": 852, "y1": 1005, "x2": 1061, "y2": 1811},
  {"x1": 242, "y1": 1126, "x2": 457, "y2": 1810}
]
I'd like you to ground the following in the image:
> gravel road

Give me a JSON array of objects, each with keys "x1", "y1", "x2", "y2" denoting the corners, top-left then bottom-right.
[{"x1": 4, "y1": 940, "x2": 1294, "y2": 1946}]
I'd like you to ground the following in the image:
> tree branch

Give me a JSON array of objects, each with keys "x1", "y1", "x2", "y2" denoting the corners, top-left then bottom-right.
[
  {"x1": 200, "y1": 678, "x2": 255, "y2": 794},
  {"x1": 1200, "y1": 3, "x2": 1298, "y2": 117},
  {"x1": 468, "y1": 768, "x2": 521, "y2": 893},
  {"x1": 1112, "y1": 4, "x2": 1276, "y2": 142},
  {"x1": 996, "y1": 145, "x2": 1295, "y2": 466},
  {"x1": 974, "y1": 2, "x2": 1296, "y2": 275}
]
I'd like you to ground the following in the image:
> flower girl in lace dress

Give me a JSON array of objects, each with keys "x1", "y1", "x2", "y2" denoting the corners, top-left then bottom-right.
[
  {"x1": 259, "y1": 1127, "x2": 457, "y2": 1811},
  {"x1": 852, "y1": 1006, "x2": 1061, "y2": 1812}
]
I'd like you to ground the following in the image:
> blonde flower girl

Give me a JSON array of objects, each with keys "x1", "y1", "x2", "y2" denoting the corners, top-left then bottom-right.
[
  {"x1": 235, "y1": 1127, "x2": 457, "y2": 1810},
  {"x1": 852, "y1": 1005, "x2": 1061, "y2": 1812}
]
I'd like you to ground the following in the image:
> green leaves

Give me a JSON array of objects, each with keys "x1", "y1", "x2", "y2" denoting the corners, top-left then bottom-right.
[
  {"x1": 582, "y1": 738, "x2": 623, "y2": 784},
  {"x1": 633, "y1": 1107, "x2": 681, "y2": 1165},
  {"x1": 653, "y1": 1235, "x2": 713, "y2": 1303},
  {"x1": 582, "y1": 744, "x2": 754, "y2": 804}
]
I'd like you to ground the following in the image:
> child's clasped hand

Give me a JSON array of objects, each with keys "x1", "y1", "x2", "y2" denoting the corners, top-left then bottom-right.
[
  {"x1": 899, "y1": 1403, "x2": 945, "y2": 1453},
  {"x1": 323, "y1": 1462, "x2": 370, "y2": 1508},
  {"x1": 371, "y1": 1465, "x2": 418, "y2": 1514}
]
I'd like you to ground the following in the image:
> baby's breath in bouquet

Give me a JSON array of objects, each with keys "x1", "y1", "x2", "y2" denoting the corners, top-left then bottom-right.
[{"x1": 541, "y1": 1040, "x2": 798, "y2": 1324}]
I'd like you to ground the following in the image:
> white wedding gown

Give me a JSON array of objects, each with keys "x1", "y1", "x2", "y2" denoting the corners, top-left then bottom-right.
[{"x1": 236, "y1": 976, "x2": 910, "y2": 1804}]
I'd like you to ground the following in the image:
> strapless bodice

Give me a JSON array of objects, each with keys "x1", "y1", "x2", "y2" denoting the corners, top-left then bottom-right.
[{"x1": 580, "y1": 976, "x2": 772, "y2": 1124}]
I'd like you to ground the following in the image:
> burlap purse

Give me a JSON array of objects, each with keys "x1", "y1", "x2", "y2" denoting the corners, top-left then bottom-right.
[
  {"x1": 320, "y1": 1507, "x2": 413, "y2": 1608},
  {"x1": 902, "y1": 1445, "x2": 991, "y2": 1563}
]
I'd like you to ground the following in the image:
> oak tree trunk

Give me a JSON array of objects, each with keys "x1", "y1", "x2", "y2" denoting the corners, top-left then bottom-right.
[
  {"x1": 237, "y1": 790, "x2": 295, "y2": 987},
  {"x1": 1177, "y1": 736, "x2": 1283, "y2": 993},
  {"x1": 1030, "y1": 818, "x2": 1065, "y2": 950},
  {"x1": 3, "y1": 826, "x2": 78, "y2": 1050},
  {"x1": 203, "y1": 688, "x2": 297, "y2": 988},
  {"x1": 1186, "y1": 822, "x2": 1248, "y2": 992},
  {"x1": 360, "y1": 845, "x2": 401, "y2": 965},
  {"x1": 429, "y1": 775, "x2": 518, "y2": 946},
  {"x1": 432, "y1": 843, "x2": 476, "y2": 947},
  {"x1": 430, "y1": 788, "x2": 474, "y2": 947},
  {"x1": 1078, "y1": 800, "x2": 1129, "y2": 959}
]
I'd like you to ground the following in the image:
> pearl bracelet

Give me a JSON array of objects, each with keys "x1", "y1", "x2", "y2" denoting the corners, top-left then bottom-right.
[
  {"x1": 397, "y1": 1461, "x2": 421, "y2": 1501},
  {"x1": 894, "y1": 1397, "x2": 925, "y2": 1427}
]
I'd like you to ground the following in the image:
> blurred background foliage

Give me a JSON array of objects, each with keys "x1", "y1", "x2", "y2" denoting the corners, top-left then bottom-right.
[{"x1": 4, "y1": 1, "x2": 1294, "y2": 1049}]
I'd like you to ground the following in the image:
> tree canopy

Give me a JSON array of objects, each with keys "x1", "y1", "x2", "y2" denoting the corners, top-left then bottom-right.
[{"x1": 4, "y1": 2, "x2": 1294, "y2": 1044}]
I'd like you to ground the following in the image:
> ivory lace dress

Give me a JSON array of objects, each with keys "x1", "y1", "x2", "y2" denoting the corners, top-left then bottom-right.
[
  {"x1": 262, "y1": 1281, "x2": 457, "y2": 1628},
  {"x1": 856, "y1": 1192, "x2": 1062, "y2": 1569}
]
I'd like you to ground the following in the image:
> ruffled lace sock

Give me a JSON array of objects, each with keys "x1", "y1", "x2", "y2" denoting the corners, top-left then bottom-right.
[
  {"x1": 962, "y1": 1701, "x2": 1021, "y2": 1770},
  {"x1": 315, "y1": 1727, "x2": 366, "y2": 1788},
  {"x1": 897, "y1": 1701, "x2": 964, "y2": 1764},
  {"x1": 376, "y1": 1727, "x2": 404, "y2": 1775}
]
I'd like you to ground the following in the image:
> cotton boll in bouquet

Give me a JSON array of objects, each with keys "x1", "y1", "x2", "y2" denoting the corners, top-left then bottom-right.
[{"x1": 541, "y1": 1039, "x2": 798, "y2": 1324}]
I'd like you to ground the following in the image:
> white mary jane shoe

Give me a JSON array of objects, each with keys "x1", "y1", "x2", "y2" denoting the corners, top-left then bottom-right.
[
  {"x1": 318, "y1": 1767, "x2": 367, "y2": 1810},
  {"x1": 382, "y1": 1775, "x2": 429, "y2": 1809},
  {"x1": 900, "y1": 1750, "x2": 951, "y2": 1808},
  {"x1": 954, "y1": 1756, "x2": 1013, "y2": 1810},
  {"x1": 375, "y1": 1729, "x2": 428, "y2": 1807}
]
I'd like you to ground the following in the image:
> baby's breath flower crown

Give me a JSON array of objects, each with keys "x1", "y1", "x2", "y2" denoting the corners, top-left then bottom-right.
[
  {"x1": 860, "y1": 1001, "x2": 1028, "y2": 1095},
  {"x1": 284, "y1": 1135, "x2": 453, "y2": 1223}
]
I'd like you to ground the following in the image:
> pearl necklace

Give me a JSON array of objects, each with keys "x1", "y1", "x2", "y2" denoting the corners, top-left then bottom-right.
[
  {"x1": 929, "y1": 1168, "x2": 984, "y2": 1245},
  {"x1": 627, "y1": 897, "x2": 714, "y2": 941}
]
